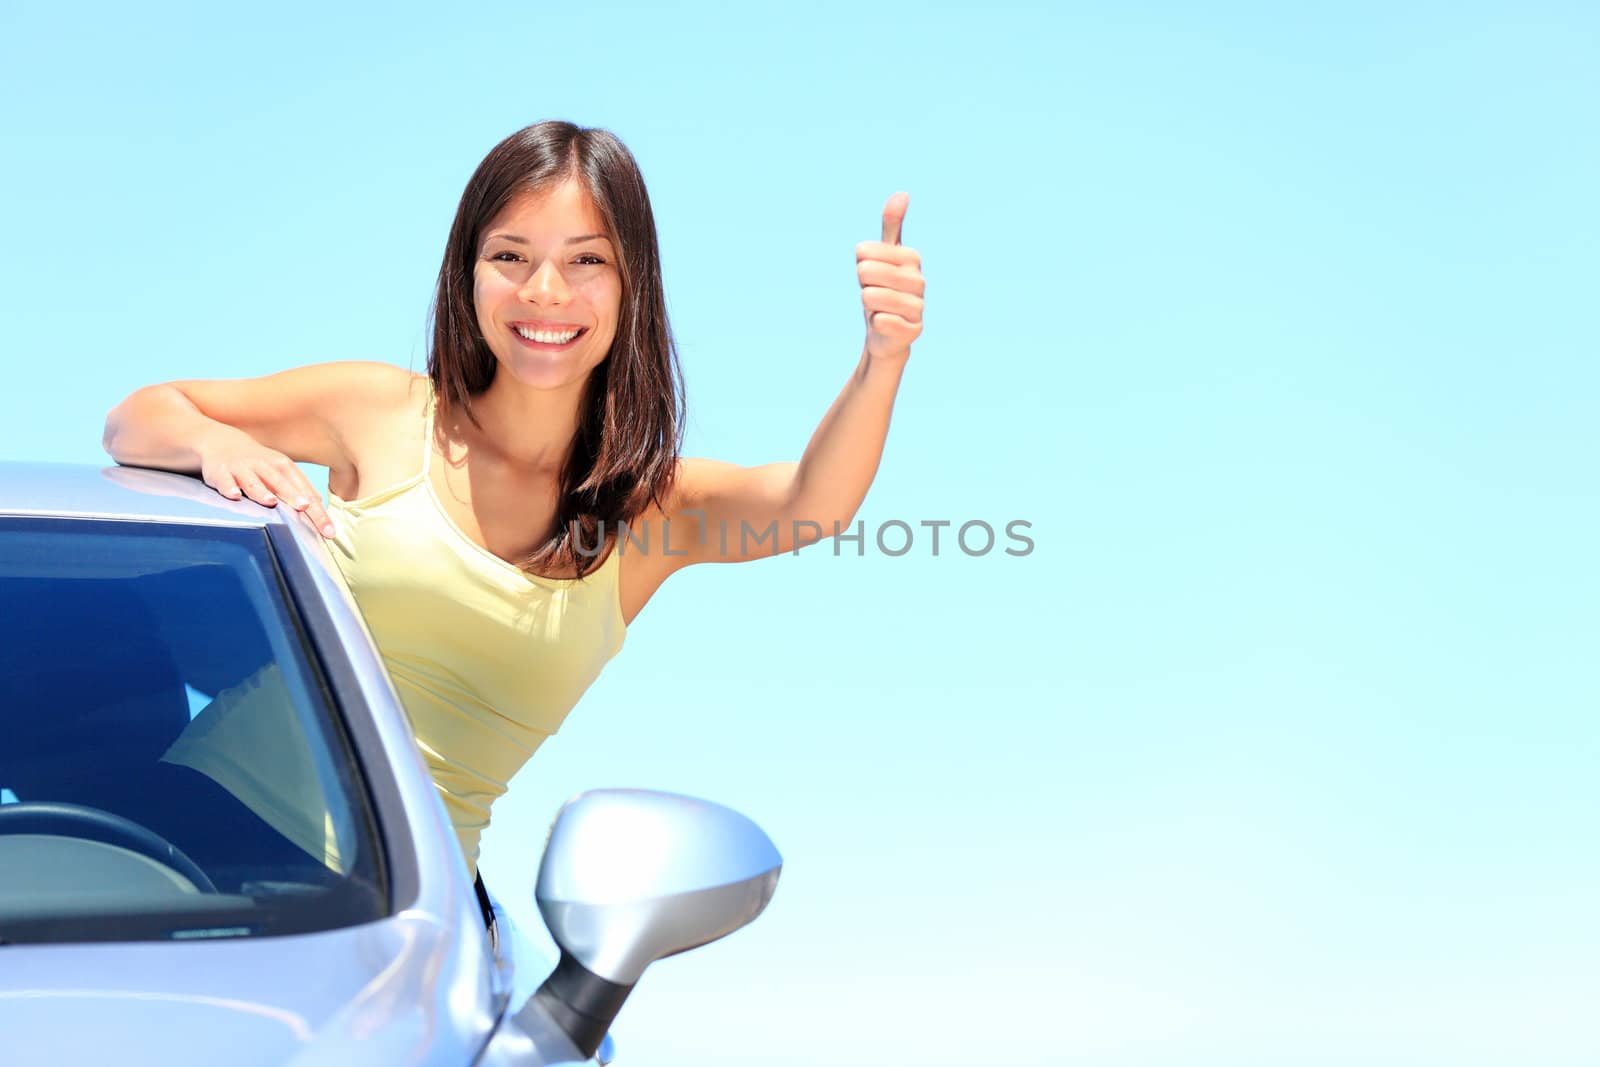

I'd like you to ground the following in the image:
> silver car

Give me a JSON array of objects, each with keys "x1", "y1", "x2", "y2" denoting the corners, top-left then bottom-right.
[{"x1": 0, "y1": 461, "x2": 781, "y2": 1066}]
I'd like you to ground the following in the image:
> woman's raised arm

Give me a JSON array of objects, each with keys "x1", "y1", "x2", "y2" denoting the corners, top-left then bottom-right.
[{"x1": 660, "y1": 193, "x2": 925, "y2": 565}]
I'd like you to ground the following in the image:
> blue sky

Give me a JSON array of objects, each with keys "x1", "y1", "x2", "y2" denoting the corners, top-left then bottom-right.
[{"x1": 4, "y1": 2, "x2": 1598, "y2": 1064}]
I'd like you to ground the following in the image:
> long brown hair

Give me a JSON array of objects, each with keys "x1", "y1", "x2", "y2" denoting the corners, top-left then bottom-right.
[{"x1": 427, "y1": 121, "x2": 685, "y2": 578}]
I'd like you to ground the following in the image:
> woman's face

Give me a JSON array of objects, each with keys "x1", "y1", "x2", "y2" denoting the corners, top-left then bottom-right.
[{"x1": 473, "y1": 178, "x2": 623, "y2": 393}]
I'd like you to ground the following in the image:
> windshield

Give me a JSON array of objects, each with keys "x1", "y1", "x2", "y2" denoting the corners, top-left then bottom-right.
[{"x1": 0, "y1": 517, "x2": 387, "y2": 943}]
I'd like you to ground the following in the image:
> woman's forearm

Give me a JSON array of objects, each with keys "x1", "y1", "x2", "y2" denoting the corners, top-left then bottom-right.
[
  {"x1": 103, "y1": 385, "x2": 250, "y2": 472},
  {"x1": 789, "y1": 346, "x2": 907, "y2": 532}
]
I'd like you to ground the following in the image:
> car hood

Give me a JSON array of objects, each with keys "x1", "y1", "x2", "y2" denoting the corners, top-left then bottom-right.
[{"x1": 0, "y1": 910, "x2": 501, "y2": 1067}]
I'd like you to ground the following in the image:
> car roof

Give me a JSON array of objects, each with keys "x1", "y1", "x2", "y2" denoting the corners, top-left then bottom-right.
[{"x1": 0, "y1": 461, "x2": 283, "y2": 527}]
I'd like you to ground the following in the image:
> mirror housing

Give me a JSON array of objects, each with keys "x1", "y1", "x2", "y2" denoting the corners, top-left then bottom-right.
[{"x1": 522, "y1": 789, "x2": 781, "y2": 1058}]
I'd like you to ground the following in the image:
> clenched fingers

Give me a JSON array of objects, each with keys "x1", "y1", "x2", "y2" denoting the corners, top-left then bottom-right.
[
  {"x1": 862, "y1": 286, "x2": 924, "y2": 323},
  {"x1": 857, "y1": 259, "x2": 925, "y2": 296},
  {"x1": 856, "y1": 241, "x2": 921, "y2": 269}
]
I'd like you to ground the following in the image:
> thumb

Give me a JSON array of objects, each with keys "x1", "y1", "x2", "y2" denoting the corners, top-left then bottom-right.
[{"x1": 881, "y1": 192, "x2": 909, "y2": 246}]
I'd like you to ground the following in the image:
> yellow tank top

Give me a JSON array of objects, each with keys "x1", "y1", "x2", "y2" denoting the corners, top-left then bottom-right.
[{"x1": 324, "y1": 382, "x2": 626, "y2": 871}]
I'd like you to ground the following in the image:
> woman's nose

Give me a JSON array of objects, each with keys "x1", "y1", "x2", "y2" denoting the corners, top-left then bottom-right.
[{"x1": 519, "y1": 259, "x2": 570, "y2": 303}]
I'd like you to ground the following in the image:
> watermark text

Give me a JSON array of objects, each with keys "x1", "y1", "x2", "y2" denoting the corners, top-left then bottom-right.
[{"x1": 569, "y1": 517, "x2": 1035, "y2": 559}]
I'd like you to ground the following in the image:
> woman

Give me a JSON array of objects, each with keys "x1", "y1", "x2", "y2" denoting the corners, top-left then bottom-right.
[{"x1": 103, "y1": 121, "x2": 925, "y2": 925}]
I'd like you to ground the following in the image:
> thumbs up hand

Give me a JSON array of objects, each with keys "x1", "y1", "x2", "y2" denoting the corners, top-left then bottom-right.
[{"x1": 857, "y1": 192, "x2": 924, "y2": 365}]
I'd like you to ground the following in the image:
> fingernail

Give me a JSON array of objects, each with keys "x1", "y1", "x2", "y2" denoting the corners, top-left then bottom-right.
[{"x1": 322, "y1": 523, "x2": 337, "y2": 538}]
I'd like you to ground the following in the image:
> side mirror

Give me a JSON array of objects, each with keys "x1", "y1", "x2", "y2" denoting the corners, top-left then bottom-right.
[{"x1": 522, "y1": 789, "x2": 782, "y2": 1058}]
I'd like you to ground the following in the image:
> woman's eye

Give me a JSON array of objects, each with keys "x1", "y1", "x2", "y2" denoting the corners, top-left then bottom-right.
[
  {"x1": 574, "y1": 254, "x2": 605, "y2": 266},
  {"x1": 490, "y1": 251, "x2": 521, "y2": 262}
]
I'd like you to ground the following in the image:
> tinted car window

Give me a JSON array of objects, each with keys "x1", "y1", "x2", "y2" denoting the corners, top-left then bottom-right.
[{"x1": 0, "y1": 518, "x2": 386, "y2": 943}]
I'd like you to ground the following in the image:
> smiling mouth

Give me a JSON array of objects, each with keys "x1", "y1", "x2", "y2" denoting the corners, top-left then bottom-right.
[{"x1": 513, "y1": 324, "x2": 586, "y2": 345}]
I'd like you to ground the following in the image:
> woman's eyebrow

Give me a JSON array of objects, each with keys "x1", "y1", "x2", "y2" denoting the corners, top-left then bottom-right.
[{"x1": 485, "y1": 232, "x2": 612, "y2": 246}]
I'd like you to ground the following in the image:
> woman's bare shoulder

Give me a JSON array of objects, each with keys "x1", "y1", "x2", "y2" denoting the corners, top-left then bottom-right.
[
  {"x1": 323, "y1": 366, "x2": 432, "y2": 498},
  {"x1": 349, "y1": 362, "x2": 425, "y2": 408},
  {"x1": 338, "y1": 365, "x2": 429, "y2": 432}
]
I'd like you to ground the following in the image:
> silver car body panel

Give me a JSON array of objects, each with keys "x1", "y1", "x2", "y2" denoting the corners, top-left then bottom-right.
[
  {"x1": 0, "y1": 462, "x2": 581, "y2": 1065},
  {"x1": 3, "y1": 913, "x2": 493, "y2": 1066}
]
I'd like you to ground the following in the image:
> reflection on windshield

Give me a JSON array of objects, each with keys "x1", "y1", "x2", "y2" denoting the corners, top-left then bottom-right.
[
  {"x1": 0, "y1": 518, "x2": 386, "y2": 943},
  {"x1": 162, "y1": 661, "x2": 358, "y2": 873}
]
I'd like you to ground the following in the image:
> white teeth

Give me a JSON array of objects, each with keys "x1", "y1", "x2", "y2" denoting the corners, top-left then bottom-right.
[{"x1": 515, "y1": 325, "x2": 581, "y2": 344}]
